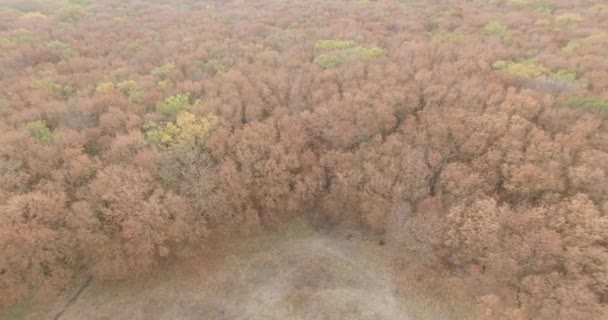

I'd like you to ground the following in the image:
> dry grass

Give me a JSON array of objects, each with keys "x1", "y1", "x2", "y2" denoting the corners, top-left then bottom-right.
[{"x1": 1, "y1": 219, "x2": 479, "y2": 320}]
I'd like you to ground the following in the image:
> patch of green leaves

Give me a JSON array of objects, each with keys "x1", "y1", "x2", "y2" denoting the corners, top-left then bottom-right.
[
  {"x1": 345, "y1": 46, "x2": 388, "y2": 58},
  {"x1": 491, "y1": 59, "x2": 548, "y2": 78},
  {"x1": 0, "y1": 29, "x2": 38, "y2": 49},
  {"x1": 313, "y1": 54, "x2": 344, "y2": 68},
  {"x1": 68, "y1": 0, "x2": 93, "y2": 6},
  {"x1": 313, "y1": 44, "x2": 388, "y2": 69},
  {"x1": 482, "y1": 21, "x2": 513, "y2": 45},
  {"x1": 32, "y1": 77, "x2": 76, "y2": 98},
  {"x1": 46, "y1": 40, "x2": 78, "y2": 58},
  {"x1": 561, "y1": 40, "x2": 581, "y2": 54},
  {"x1": 535, "y1": 4, "x2": 554, "y2": 14},
  {"x1": 508, "y1": 0, "x2": 528, "y2": 9},
  {"x1": 196, "y1": 59, "x2": 230, "y2": 75},
  {"x1": 429, "y1": 30, "x2": 464, "y2": 43},
  {"x1": 145, "y1": 111, "x2": 218, "y2": 148},
  {"x1": 95, "y1": 81, "x2": 114, "y2": 93},
  {"x1": 116, "y1": 80, "x2": 143, "y2": 102},
  {"x1": 592, "y1": 4, "x2": 608, "y2": 16},
  {"x1": 0, "y1": 96, "x2": 8, "y2": 116},
  {"x1": 562, "y1": 96, "x2": 608, "y2": 114},
  {"x1": 315, "y1": 39, "x2": 358, "y2": 50},
  {"x1": 555, "y1": 13, "x2": 583, "y2": 26},
  {"x1": 156, "y1": 93, "x2": 196, "y2": 116},
  {"x1": 151, "y1": 63, "x2": 176, "y2": 78},
  {"x1": 25, "y1": 120, "x2": 53, "y2": 142}
]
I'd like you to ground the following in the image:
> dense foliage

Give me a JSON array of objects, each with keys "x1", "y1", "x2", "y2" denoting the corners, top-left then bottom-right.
[{"x1": 1, "y1": 0, "x2": 608, "y2": 318}]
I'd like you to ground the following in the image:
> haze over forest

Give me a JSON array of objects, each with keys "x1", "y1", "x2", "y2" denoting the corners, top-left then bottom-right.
[{"x1": 1, "y1": 0, "x2": 608, "y2": 319}]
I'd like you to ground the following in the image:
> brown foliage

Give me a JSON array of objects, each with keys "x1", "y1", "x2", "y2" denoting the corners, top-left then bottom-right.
[{"x1": 1, "y1": 0, "x2": 608, "y2": 318}]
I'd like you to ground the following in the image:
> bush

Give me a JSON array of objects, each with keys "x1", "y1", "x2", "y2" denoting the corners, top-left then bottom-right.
[{"x1": 25, "y1": 120, "x2": 53, "y2": 142}]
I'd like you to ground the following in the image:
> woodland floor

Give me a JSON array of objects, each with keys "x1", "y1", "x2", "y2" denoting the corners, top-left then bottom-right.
[{"x1": 1, "y1": 219, "x2": 474, "y2": 320}]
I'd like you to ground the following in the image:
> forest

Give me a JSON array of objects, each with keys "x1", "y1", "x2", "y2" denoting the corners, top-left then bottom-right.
[{"x1": 1, "y1": 0, "x2": 608, "y2": 319}]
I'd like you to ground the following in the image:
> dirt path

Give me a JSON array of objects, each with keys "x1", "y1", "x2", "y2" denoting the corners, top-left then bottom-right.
[{"x1": 9, "y1": 223, "x2": 412, "y2": 320}]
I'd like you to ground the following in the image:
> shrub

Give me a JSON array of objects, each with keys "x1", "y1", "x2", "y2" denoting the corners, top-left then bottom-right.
[
  {"x1": 25, "y1": 120, "x2": 53, "y2": 142},
  {"x1": 482, "y1": 21, "x2": 513, "y2": 45},
  {"x1": 315, "y1": 39, "x2": 358, "y2": 50},
  {"x1": 145, "y1": 111, "x2": 218, "y2": 148},
  {"x1": 155, "y1": 93, "x2": 193, "y2": 115}
]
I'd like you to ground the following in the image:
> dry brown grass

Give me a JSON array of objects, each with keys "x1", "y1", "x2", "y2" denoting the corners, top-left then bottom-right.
[{"x1": 1, "y1": 219, "x2": 480, "y2": 320}]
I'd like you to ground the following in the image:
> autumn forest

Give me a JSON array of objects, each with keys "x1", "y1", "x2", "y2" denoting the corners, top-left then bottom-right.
[{"x1": 1, "y1": 0, "x2": 608, "y2": 319}]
